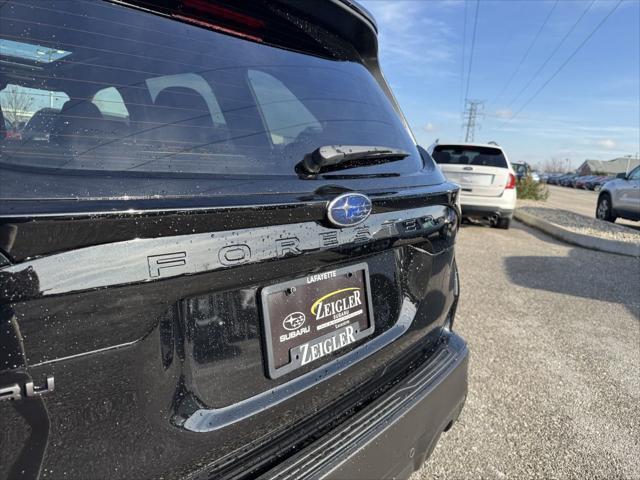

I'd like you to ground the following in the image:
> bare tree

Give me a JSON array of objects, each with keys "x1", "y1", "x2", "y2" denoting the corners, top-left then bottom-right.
[
  {"x1": 2, "y1": 85, "x2": 34, "y2": 126},
  {"x1": 541, "y1": 157, "x2": 570, "y2": 173}
]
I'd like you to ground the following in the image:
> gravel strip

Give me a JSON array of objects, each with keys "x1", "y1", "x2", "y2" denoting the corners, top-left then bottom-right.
[
  {"x1": 411, "y1": 223, "x2": 640, "y2": 480},
  {"x1": 517, "y1": 203, "x2": 640, "y2": 244}
]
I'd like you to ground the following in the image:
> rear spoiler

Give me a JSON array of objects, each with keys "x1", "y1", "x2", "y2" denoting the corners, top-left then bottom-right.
[
  {"x1": 111, "y1": 0, "x2": 379, "y2": 62},
  {"x1": 273, "y1": 0, "x2": 379, "y2": 61}
]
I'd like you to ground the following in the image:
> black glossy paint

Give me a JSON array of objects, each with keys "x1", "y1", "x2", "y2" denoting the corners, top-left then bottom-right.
[
  {"x1": 0, "y1": 192, "x2": 460, "y2": 479},
  {"x1": 0, "y1": 184, "x2": 453, "y2": 262},
  {"x1": 0, "y1": 1, "x2": 465, "y2": 479}
]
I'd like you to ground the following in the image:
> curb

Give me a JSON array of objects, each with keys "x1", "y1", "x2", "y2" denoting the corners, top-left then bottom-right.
[{"x1": 514, "y1": 209, "x2": 640, "y2": 258}]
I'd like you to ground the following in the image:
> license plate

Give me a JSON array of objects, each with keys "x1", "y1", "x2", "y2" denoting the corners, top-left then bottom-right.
[
  {"x1": 261, "y1": 263, "x2": 375, "y2": 379},
  {"x1": 449, "y1": 172, "x2": 494, "y2": 186}
]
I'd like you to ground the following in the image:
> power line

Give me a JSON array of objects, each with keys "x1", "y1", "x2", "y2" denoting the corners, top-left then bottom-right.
[
  {"x1": 491, "y1": 0, "x2": 559, "y2": 105},
  {"x1": 509, "y1": 0, "x2": 623, "y2": 121},
  {"x1": 463, "y1": 0, "x2": 480, "y2": 103},
  {"x1": 459, "y1": 0, "x2": 469, "y2": 112},
  {"x1": 506, "y1": 0, "x2": 596, "y2": 110}
]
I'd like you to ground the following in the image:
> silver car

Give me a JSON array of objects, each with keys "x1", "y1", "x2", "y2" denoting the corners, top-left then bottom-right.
[{"x1": 596, "y1": 166, "x2": 640, "y2": 222}]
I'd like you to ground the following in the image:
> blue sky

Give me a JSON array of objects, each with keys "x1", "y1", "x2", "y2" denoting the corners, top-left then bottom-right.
[{"x1": 362, "y1": 0, "x2": 640, "y2": 169}]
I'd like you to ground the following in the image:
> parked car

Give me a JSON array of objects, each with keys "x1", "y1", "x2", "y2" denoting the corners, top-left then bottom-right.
[
  {"x1": 2, "y1": 117, "x2": 21, "y2": 140},
  {"x1": 581, "y1": 176, "x2": 602, "y2": 190},
  {"x1": 551, "y1": 173, "x2": 568, "y2": 185},
  {"x1": 544, "y1": 172, "x2": 566, "y2": 184},
  {"x1": 582, "y1": 175, "x2": 604, "y2": 190},
  {"x1": 573, "y1": 176, "x2": 588, "y2": 189},
  {"x1": 511, "y1": 162, "x2": 540, "y2": 182},
  {"x1": 559, "y1": 173, "x2": 580, "y2": 187},
  {"x1": 511, "y1": 161, "x2": 531, "y2": 181},
  {"x1": 545, "y1": 173, "x2": 562, "y2": 185},
  {"x1": 596, "y1": 166, "x2": 640, "y2": 222},
  {"x1": 590, "y1": 176, "x2": 615, "y2": 191},
  {"x1": 574, "y1": 175, "x2": 598, "y2": 189},
  {"x1": 569, "y1": 175, "x2": 585, "y2": 188},
  {"x1": 431, "y1": 142, "x2": 516, "y2": 229},
  {"x1": 0, "y1": 2, "x2": 468, "y2": 479}
]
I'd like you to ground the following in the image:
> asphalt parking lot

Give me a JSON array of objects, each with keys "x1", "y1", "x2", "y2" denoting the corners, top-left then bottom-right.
[
  {"x1": 544, "y1": 185, "x2": 639, "y2": 230},
  {"x1": 412, "y1": 221, "x2": 640, "y2": 479}
]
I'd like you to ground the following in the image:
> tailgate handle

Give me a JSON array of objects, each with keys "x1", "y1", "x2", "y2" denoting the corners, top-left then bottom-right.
[{"x1": 463, "y1": 166, "x2": 473, "y2": 171}]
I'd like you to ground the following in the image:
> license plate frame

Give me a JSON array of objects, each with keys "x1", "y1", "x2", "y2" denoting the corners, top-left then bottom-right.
[{"x1": 261, "y1": 263, "x2": 375, "y2": 379}]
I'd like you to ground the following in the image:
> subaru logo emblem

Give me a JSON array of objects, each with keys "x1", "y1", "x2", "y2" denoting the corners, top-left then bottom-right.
[
  {"x1": 327, "y1": 193, "x2": 372, "y2": 227},
  {"x1": 282, "y1": 312, "x2": 306, "y2": 331}
]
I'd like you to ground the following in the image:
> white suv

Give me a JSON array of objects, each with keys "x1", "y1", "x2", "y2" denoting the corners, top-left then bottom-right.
[{"x1": 430, "y1": 142, "x2": 517, "y2": 229}]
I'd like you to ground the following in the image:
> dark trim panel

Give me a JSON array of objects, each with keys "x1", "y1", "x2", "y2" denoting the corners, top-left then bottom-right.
[
  {"x1": 0, "y1": 183, "x2": 457, "y2": 262},
  {"x1": 0, "y1": 205, "x2": 454, "y2": 299}
]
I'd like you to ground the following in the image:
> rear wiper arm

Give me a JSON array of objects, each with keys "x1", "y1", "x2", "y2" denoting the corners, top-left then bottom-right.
[{"x1": 300, "y1": 145, "x2": 410, "y2": 174}]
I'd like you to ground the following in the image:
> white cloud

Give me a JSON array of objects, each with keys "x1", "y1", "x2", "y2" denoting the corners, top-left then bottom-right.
[
  {"x1": 423, "y1": 122, "x2": 437, "y2": 132},
  {"x1": 361, "y1": 0, "x2": 459, "y2": 75},
  {"x1": 576, "y1": 125, "x2": 638, "y2": 134},
  {"x1": 596, "y1": 139, "x2": 616, "y2": 149},
  {"x1": 495, "y1": 109, "x2": 513, "y2": 119}
]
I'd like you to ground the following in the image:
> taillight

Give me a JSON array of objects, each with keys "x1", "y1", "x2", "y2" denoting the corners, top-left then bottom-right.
[
  {"x1": 506, "y1": 173, "x2": 516, "y2": 189},
  {"x1": 183, "y1": 0, "x2": 264, "y2": 28},
  {"x1": 175, "y1": 0, "x2": 265, "y2": 42}
]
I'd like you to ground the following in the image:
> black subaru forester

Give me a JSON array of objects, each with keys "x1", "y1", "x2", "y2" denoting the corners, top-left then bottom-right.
[{"x1": 0, "y1": 1, "x2": 467, "y2": 479}]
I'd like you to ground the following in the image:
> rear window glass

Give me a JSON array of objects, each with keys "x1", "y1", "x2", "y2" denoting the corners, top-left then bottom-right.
[
  {"x1": 248, "y1": 69, "x2": 321, "y2": 146},
  {"x1": 433, "y1": 145, "x2": 508, "y2": 169},
  {"x1": 0, "y1": 0, "x2": 421, "y2": 201}
]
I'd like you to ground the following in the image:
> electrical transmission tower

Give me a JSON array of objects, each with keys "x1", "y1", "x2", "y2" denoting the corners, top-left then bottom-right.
[{"x1": 462, "y1": 99, "x2": 484, "y2": 143}]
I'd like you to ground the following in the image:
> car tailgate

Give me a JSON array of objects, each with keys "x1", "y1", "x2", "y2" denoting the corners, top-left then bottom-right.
[
  {"x1": 440, "y1": 164, "x2": 510, "y2": 197},
  {"x1": 0, "y1": 188, "x2": 460, "y2": 479}
]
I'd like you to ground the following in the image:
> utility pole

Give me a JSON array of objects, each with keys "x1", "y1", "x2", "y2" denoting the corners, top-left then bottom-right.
[{"x1": 462, "y1": 99, "x2": 484, "y2": 143}]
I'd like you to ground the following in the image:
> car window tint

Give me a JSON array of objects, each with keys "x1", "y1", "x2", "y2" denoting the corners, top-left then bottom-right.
[
  {"x1": 432, "y1": 145, "x2": 508, "y2": 168},
  {"x1": 248, "y1": 69, "x2": 321, "y2": 146},
  {"x1": 0, "y1": 0, "x2": 422, "y2": 201},
  {"x1": 628, "y1": 166, "x2": 640, "y2": 180}
]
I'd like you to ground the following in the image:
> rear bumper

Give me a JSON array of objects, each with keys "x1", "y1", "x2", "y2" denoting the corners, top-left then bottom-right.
[
  {"x1": 461, "y1": 204, "x2": 514, "y2": 219},
  {"x1": 459, "y1": 190, "x2": 516, "y2": 219},
  {"x1": 260, "y1": 332, "x2": 469, "y2": 480}
]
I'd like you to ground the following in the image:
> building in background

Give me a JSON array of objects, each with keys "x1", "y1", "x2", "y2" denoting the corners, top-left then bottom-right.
[{"x1": 577, "y1": 156, "x2": 640, "y2": 175}]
